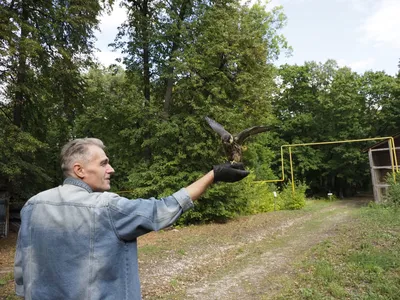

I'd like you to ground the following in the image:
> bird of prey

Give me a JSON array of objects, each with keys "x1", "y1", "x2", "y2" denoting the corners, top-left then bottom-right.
[{"x1": 205, "y1": 116, "x2": 269, "y2": 163}]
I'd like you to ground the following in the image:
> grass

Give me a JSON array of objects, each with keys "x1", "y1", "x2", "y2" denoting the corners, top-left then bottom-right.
[
  {"x1": 0, "y1": 272, "x2": 19, "y2": 300},
  {"x1": 0, "y1": 272, "x2": 13, "y2": 286},
  {"x1": 275, "y1": 205, "x2": 400, "y2": 300},
  {"x1": 2, "y1": 199, "x2": 399, "y2": 299}
]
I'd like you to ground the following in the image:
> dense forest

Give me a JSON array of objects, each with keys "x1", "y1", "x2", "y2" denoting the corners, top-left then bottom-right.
[{"x1": 1, "y1": 0, "x2": 399, "y2": 223}]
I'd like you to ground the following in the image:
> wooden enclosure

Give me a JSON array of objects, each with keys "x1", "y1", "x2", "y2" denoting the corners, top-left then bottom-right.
[{"x1": 368, "y1": 135, "x2": 400, "y2": 203}]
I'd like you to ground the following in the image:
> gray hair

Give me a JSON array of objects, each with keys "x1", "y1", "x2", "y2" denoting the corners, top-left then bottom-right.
[{"x1": 60, "y1": 138, "x2": 105, "y2": 178}]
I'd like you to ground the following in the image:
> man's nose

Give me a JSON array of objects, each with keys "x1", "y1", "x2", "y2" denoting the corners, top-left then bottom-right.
[{"x1": 107, "y1": 165, "x2": 115, "y2": 174}]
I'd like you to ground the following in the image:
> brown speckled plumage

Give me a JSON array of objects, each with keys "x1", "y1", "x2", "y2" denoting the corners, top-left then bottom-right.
[{"x1": 205, "y1": 116, "x2": 269, "y2": 163}]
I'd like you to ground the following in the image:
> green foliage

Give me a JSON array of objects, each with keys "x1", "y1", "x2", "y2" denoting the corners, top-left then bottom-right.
[
  {"x1": 3, "y1": 0, "x2": 400, "y2": 225},
  {"x1": 75, "y1": 66, "x2": 146, "y2": 192},
  {"x1": 0, "y1": 120, "x2": 50, "y2": 199},
  {"x1": 274, "y1": 61, "x2": 387, "y2": 197},
  {"x1": 178, "y1": 181, "x2": 247, "y2": 224},
  {"x1": 242, "y1": 175, "x2": 277, "y2": 215},
  {"x1": 177, "y1": 176, "x2": 307, "y2": 225},
  {"x1": 178, "y1": 173, "x2": 278, "y2": 224},
  {"x1": 279, "y1": 181, "x2": 308, "y2": 210},
  {"x1": 0, "y1": 0, "x2": 112, "y2": 200},
  {"x1": 80, "y1": 0, "x2": 289, "y2": 224},
  {"x1": 384, "y1": 172, "x2": 400, "y2": 207}
]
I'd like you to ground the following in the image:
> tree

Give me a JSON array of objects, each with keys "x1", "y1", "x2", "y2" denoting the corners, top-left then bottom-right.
[
  {"x1": 75, "y1": 66, "x2": 146, "y2": 192},
  {"x1": 0, "y1": 0, "x2": 113, "y2": 200},
  {"x1": 359, "y1": 71, "x2": 397, "y2": 136},
  {"x1": 274, "y1": 60, "x2": 372, "y2": 197},
  {"x1": 88, "y1": 0, "x2": 290, "y2": 222}
]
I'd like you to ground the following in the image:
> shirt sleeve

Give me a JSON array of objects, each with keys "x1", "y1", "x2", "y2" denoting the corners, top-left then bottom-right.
[{"x1": 107, "y1": 188, "x2": 193, "y2": 241}]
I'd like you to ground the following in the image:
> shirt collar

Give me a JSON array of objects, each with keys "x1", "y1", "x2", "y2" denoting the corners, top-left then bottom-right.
[{"x1": 63, "y1": 177, "x2": 93, "y2": 193}]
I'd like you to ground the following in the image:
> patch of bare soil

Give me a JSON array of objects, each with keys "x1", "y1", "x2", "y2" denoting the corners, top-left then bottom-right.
[
  {"x1": 138, "y1": 199, "x2": 369, "y2": 299},
  {"x1": 0, "y1": 232, "x2": 17, "y2": 298}
]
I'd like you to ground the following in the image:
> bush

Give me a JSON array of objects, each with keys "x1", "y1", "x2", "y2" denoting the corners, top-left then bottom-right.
[
  {"x1": 384, "y1": 172, "x2": 400, "y2": 207},
  {"x1": 177, "y1": 172, "x2": 277, "y2": 224},
  {"x1": 240, "y1": 173, "x2": 277, "y2": 215},
  {"x1": 176, "y1": 176, "x2": 308, "y2": 225},
  {"x1": 177, "y1": 177, "x2": 251, "y2": 224},
  {"x1": 279, "y1": 181, "x2": 308, "y2": 210}
]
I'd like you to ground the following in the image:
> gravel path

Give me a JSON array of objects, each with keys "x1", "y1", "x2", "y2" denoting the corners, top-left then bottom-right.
[{"x1": 139, "y1": 199, "x2": 368, "y2": 299}]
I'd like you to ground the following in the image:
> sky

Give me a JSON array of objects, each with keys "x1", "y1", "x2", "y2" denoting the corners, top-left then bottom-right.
[{"x1": 94, "y1": 0, "x2": 400, "y2": 76}]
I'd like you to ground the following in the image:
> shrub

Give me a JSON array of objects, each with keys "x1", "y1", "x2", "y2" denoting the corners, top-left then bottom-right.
[
  {"x1": 177, "y1": 177, "x2": 252, "y2": 224},
  {"x1": 177, "y1": 172, "x2": 276, "y2": 224},
  {"x1": 279, "y1": 181, "x2": 308, "y2": 210},
  {"x1": 240, "y1": 173, "x2": 277, "y2": 215},
  {"x1": 384, "y1": 172, "x2": 400, "y2": 207},
  {"x1": 176, "y1": 176, "x2": 308, "y2": 225}
]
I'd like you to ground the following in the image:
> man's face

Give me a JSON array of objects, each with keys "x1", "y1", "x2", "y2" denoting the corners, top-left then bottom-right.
[{"x1": 78, "y1": 145, "x2": 115, "y2": 192}]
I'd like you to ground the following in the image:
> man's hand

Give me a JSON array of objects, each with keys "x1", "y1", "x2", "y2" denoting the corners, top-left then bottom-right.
[
  {"x1": 213, "y1": 162, "x2": 250, "y2": 183},
  {"x1": 185, "y1": 163, "x2": 249, "y2": 201}
]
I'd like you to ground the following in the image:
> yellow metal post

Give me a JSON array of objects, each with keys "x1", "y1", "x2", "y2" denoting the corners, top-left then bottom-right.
[
  {"x1": 388, "y1": 137, "x2": 397, "y2": 182},
  {"x1": 289, "y1": 147, "x2": 295, "y2": 194},
  {"x1": 391, "y1": 138, "x2": 398, "y2": 172},
  {"x1": 116, "y1": 137, "x2": 398, "y2": 194},
  {"x1": 254, "y1": 136, "x2": 399, "y2": 187}
]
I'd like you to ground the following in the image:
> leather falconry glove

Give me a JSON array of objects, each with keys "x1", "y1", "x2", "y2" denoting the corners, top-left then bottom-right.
[{"x1": 213, "y1": 162, "x2": 250, "y2": 183}]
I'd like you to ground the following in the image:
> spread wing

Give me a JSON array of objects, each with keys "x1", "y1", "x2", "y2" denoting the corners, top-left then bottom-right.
[
  {"x1": 235, "y1": 126, "x2": 269, "y2": 144},
  {"x1": 205, "y1": 116, "x2": 232, "y2": 137}
]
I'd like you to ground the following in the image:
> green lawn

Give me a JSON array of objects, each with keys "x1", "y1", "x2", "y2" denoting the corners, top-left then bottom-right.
[{"x1": 275, "y1": 205, "x2": 400, "y2": 299}]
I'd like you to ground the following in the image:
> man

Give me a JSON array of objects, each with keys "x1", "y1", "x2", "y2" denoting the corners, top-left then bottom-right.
[{"x1": 14, "y1": 137, "x2": 249, "y2": 299}]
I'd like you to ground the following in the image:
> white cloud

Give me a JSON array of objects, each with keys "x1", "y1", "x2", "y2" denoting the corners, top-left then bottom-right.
[
  {"x1": 336, "y1": 0, "x2": 378, "y2": 13},
  {"x1": 359, "y1": 0, "x2": 400, "y2": 49},
  {"x1": 97, "y1": 1, "x2": 127, "y2": 37},
  {"x1": 93, "y1": 50, "x2": 124, "y2": 67},
  {"x1": 94, "y1": 1, "x2": 127, "y2": 66},
  {"x1": 337, "y1": 57, "x2": 376, "y2": 72}
]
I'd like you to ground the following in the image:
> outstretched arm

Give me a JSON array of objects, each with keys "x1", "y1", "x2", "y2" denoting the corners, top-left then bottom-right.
[
  {"x1": 185, "y1": 171, "x2": 214, "y2": 201},
  {"x1": 185, "y1": 163, "x2": 250, "y2": 201}
]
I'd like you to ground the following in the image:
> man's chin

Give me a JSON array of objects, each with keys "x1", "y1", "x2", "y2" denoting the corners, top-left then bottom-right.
[
  {"x1": 94, "y1": 184, "x2": 111, "y2": 192},
  {"x1": 104, "y1": 180, "x2": 111, "y2": 191}
]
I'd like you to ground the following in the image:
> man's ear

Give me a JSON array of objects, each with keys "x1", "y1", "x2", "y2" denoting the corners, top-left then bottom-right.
[{"x1": 73, "y1": 163, "x2": 85, "y2": 179}]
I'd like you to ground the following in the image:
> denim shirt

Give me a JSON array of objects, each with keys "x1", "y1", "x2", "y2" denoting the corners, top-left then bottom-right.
[{"x1": 14, "y1": 178, "x2": 193, "y2": 300}]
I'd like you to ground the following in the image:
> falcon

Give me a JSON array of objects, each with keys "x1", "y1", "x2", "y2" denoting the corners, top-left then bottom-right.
[{"x1": 205, "y1": 116, "x2": 269, "y2": 163}]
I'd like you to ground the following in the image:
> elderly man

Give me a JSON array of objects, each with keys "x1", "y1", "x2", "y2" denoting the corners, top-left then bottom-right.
[{"x1": 14, "y1": 137, "x2": 249, "y2": 299}]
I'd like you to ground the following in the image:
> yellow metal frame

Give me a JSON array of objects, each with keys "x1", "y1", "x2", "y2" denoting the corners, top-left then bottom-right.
[{"x1": 256, "y1": 137, "x2": 399, "y2": 193}]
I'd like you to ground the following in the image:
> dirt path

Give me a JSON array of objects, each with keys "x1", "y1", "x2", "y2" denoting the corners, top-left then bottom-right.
[
  {"x1": 138, "y1": 198, "x2": 369, "y2": 299},
  {"x1": 0, "y1": 198, "x2": 369, "y2": 299}
]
